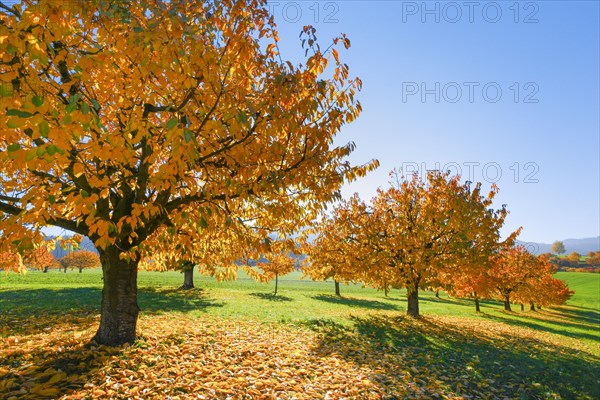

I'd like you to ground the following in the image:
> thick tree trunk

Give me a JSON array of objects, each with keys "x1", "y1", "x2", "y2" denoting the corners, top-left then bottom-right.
[
  {"x1": 520, "y1": 303, "x2": 525, "y2": 311},
  {"x1": 43, "y1": 266, "x2": 48, "y2": 273},
  {"x1": 334, "y1": 280, "x2": 341, "y2": 297},
  {"x1": 92, "y1": 247, "x2": 140, "y2": 346},
  {"x1": 530, "y1": 302, "x2": 536, "y2": 311},
  {"x1": 474, "y1": 292, "x2": 480, "y2": 312},
  {"x1": 79, "y1": 267, "x2": 83, "y2": 273},
  {"x1": 274, "y1": 272, "x2": 279, "y2": 296},
  {"x1": 435, "y1": 290, "x2": 440, "y2": 298},
  {"x1": 504, "y1": 296, "x2": 512, "y2": 311},
  {"x1": 64, "y1": 265, "x2": 67, "y2": 273},
  {"x1": 182, "y1": 267, "x2": 194, "y2": 289},
  {"x1": 407, "y1": 289, "x2": 419, "y2": 317}
]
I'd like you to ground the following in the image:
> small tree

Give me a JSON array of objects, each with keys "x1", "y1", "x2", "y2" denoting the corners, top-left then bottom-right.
[
  {"x1": 59, "y1": 250, "x2": 100, "y2": 273},
  {"x1": 566, "y1": 252, "x2": 581, "y2": 268},
  {"x1": 245, "y1": 250, "x2": 297, "y2": 296},
  {"x1": 551, "y1": 241, "x2": 566, "y2": 255},
  {"x1": 141, "y1": 254, "x2": 198, "y2": 289},
  {"x1": 140, "y1": 215, "x2": 274, "y2": 289},
  {"x1": 1, "y1": 242, "x2": 59, "y2": 272},
  {"x1": 23, "y1": 245, "x2": 59, "y2": 272},
  {"x1": 489, "y1": 245, "x2": 540, "y2": 311},
  {"x1": 302, "y1": 195, "x2": 368, "y2": 297},
  {"x1": 588, "y1": 252, "x2": 600, "y2": 267},
  {"x1": 512, "y1": 254, "x2": 574, "y2": 309}
]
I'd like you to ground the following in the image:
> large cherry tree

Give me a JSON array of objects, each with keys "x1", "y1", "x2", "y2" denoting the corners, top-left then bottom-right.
[
  {"x1": 0, "y1": 0, "x2": 375, "y2": 345},
  {"x1": 365, "y1": 171, "x2": 511, "y2": 316},
  {"x1": 306, "y1": 171, "x2": 512, "y2": 316}
]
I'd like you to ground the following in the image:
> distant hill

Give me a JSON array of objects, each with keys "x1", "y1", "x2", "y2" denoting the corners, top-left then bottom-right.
[
  {"x1": 45, "y1": 235, "x2": 598, "y2": 259},
  {"x1": 49, "y1": 236, "x2": 98, "y2": 259},
  {"x1": 517, "y1": 237, "x2": 600, "y2": 255}
]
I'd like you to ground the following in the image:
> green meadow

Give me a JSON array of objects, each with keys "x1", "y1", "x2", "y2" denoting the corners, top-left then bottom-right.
[{"x1": 1, "y1": 270, "x2": 598, "y2": 399}]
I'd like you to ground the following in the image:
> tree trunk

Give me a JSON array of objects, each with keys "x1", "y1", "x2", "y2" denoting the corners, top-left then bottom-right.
[
  {"x1": 274, "y1": 272, "x2": 278, "y2": 296},
  {"x1": 64, "y1": 265, "x2": 67, "y2": 273},
  {"x1": 92, "y1": 247, "x2": 140, "y2": 346},
  {"x1": 504, "y1": 296, "x2": 512, "y2": 311},
  {"x1": 474, "y1": 292, "x2": 480, "y2": 312},
  {"x1": 182, "y1": 266, "x2": 194, "y2": 289},
  {"x1": 79, "y1": 267, "x2": 83, "y2": 273},
  {"x1": 530, "y1": 302, "x2": 536, "y2": 311},
  {"x1": 520, "y1": 303, "x2": 525, "y2": 311},
  {"x1": 407, "y1": 289, "x2": 419, "y2": 317},
  {"x1": 435, "y1": 290, "x2": 440, "y2": 298},
  {"x1": 334, "y1": 280, "x2": 341, "y2": 297},
  {"x1": 43, "y1": 266, "x2": 48, "y2": 273}
]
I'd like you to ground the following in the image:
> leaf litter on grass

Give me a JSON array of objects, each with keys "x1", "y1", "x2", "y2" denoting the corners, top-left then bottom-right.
[{"x1": 0, "y1": 311, "x2": 598, "y2": 399}]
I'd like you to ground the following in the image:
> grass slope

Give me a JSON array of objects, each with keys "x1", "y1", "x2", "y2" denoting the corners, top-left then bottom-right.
[{"x1": 0, "y1": 270, "x2": 598, "y2": 399}]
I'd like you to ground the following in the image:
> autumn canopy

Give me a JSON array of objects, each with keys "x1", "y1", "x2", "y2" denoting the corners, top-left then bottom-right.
[{"x1": 0, "y1": 0, "x2": 375, "y2": 345}]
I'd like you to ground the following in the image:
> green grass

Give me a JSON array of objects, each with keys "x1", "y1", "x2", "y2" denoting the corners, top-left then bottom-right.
[
  {"x1": 1, "y1": 269, "x2": 599, "y2": 398},
  {"x1": 557, "y1": 271, "x2": 600, "y2": 308},
  {"x1": 1, "y1": 269, "x2": 598, "y2": 344},
  {"x1": 0, "y1": 269, "x2": 514, "y2": 319}
]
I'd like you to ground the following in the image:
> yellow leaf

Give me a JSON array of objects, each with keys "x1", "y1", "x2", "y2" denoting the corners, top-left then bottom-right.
[
  {"x1": 47, "y1": 371, "x2": 67, "y2": 384},
  {"x1": 30, "y1": 385, "x2": 60, "y2": 397}
]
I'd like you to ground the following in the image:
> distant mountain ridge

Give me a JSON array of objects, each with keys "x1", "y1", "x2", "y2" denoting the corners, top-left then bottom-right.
[
  {"x1": 47, "y1": 236, "x2": 97, "y2": 259},
  {"x1": 46, "y1": 235, "x2": 599, "y2": 258},
  {"x1": 517, "y1": 237, "x2": 600, "y2": 255}
]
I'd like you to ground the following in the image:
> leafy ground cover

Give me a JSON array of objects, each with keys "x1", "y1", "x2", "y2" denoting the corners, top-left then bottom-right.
[{"x1": 0, "y1": 271, "x2": 598, "y2": 399}]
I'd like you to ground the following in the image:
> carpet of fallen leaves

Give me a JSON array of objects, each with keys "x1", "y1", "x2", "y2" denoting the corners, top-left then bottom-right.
[{"x1": 0, "y1": 309, "x2": 598, "y2": 399}]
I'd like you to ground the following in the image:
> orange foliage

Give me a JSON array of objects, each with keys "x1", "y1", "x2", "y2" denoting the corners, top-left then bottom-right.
[
  {"x1": 302, "y1": 195, "x2": 368, "y2": 291},
  {"x1": 486, "y1": 246, "x2": 573, "y2": 310},
  {"x1": 23, "y1": 244, "x2": 59, "y2": 271},
  {"x1": 59, "y1": 250, "x2": 100, "y2": 272},
  {"x1": 306, "y1": 171, "x2": 513, "y2": 315},
  {"x1": 512, "y1": 256, "x2": 574, "y2": 308},
  {"x1": 1, "y1": 242, "x2": 58, "y2": 272},
  {"x1": 243, "y1": 240, "x2": 298, "y2": 295},
  {"x1": 0, "y1": 0, "x2": 376, "y2": 344},
  {"x1": 0, "y1": 251, "x2": 24, "y2": 273}
]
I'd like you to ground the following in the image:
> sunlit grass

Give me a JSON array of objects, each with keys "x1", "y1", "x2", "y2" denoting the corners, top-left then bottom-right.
[{"x1": 1, "y1": 270, "x2": 598, "y2": 398}]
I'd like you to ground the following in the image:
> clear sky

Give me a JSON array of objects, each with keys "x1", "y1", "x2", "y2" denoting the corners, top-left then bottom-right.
[{"x1": 268, "y1": 0, "x2": 600, "y2": 243}]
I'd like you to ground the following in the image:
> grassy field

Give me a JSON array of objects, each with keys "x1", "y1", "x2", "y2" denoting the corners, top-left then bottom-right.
[{"x1": 1, "y1": 269, "x2": 598, "y2": 399}]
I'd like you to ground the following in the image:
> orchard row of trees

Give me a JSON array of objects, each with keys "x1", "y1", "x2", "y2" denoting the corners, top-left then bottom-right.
[
  {"x1": 0, "y1": 241, "x2": 100, "y2": 273},
  {"x1": 541, "y1": 251, "x2": 600, "y2": 273},
  {"x1": 302, "y1": 171, "x2": 573, "y2": 316},
  {"x1": 0, "y1": 0, "x2": 572, "y2": 346}
]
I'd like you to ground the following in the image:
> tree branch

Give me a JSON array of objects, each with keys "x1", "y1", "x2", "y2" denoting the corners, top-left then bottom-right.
[{"x1": 0, "y1": 200, "x2": 88, "y2": 235}]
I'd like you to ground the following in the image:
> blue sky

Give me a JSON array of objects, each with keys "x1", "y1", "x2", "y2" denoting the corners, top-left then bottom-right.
[{"x1": 269, "y1": 0, "x2": 600, "y2": 243}]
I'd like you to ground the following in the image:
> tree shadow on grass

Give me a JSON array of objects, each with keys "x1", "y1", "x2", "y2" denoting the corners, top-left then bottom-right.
[
  {"x1": 549, "y1": 306, "x2": 600, "y2": 327},
  {"x1": 249, "y1": 292, "x2": 293, "y2": 302},
  {"x1": 306, "y1": 314, "x2": 600, "y2": 399},
  {"x1": 0, "y1": 338, "x2": 118, "y2": 399},
  {"x1": 0, "y1": 287, "x2": 223, "y2": 337},
  {"x1": 139, "y1": 287, "x2": 223, "y2": 314},
  {"x1": 517, "y1": 309, "x2": 599, "y2": 332},
  {"x1": 311, "y1": 294, "x2": 400, "y2": 311},
  {"x1": 420, "y1": 295, "x2": 473, "y2": 306},
  {"x1": 479, "y1": 310, "x2": 600, "y2": 342}
]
